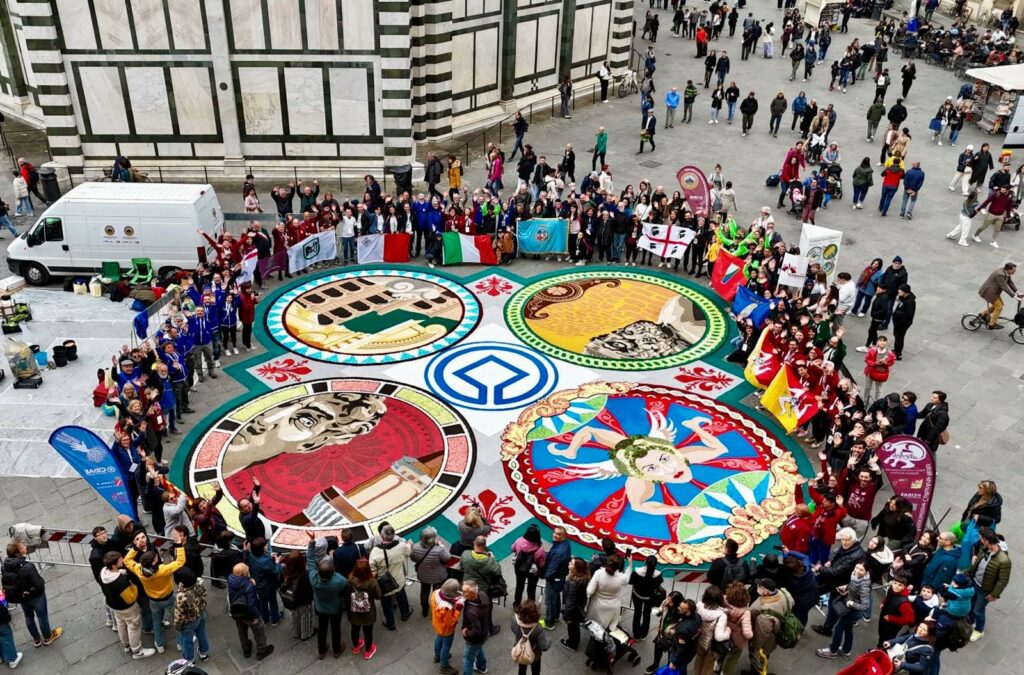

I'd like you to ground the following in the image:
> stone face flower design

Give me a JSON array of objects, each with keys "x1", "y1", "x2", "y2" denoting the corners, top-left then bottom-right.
[
  {"x1": 459, "y1": 489, "x2": 516, "y2": 533},
  {"x1": 474, "y1": 276, "x2": 514, "y2": 297},
  {"x1": 255, "y1": 358, "x2": 312, "y2": 383}
]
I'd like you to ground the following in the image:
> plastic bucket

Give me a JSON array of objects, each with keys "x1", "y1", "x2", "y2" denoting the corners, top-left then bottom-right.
[
  {"x1": 62, "y1": 340, "x2": 78, "y2": 361},
  {"x1": 52, "y1": 344, "x2": 67, "y2": 367},
  {"x1": 34, "y1": 351, "x2": 47, "y2": 367}
]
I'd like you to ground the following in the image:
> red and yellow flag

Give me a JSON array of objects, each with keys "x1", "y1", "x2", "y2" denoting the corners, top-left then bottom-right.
[{"x1": 760, "y1": 365, "x2": 819, "y2": 432}]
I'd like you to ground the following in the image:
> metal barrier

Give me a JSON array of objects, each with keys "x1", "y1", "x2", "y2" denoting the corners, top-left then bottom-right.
[{"x1": 14, "y1": 527, "x2": 219, "y2": 571}]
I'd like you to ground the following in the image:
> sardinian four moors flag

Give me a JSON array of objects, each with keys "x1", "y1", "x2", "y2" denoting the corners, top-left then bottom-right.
[
  {"x1": 637, "y1": 223, "x2": 696, "y2": 260},
  {"x1": 357, "y1": 233, "x2": 412, "y2": 264},
  {"x1": 875, "y1": 435, "x2": 937, "y2": 536},
  {"x1": 760, "y1": 364, "x2": 820, "y2": 433},
  {"x1": 711, "y1": 249, "x2": 748, "y2": 301},
  {"x1": 288, "y1": 230, "x2": 337, "y2": 273},
  {"x1": 442, "y1": 232, "x2": 497, "y2": 265},
  {"x1": 677, "y1": 165, "x2": 712, "y2": 215}
]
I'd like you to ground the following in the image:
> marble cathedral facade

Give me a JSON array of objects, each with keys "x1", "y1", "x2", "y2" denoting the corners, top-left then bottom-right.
[{"x1": 0, "y1": 0, "x2": 632, "y2": 176}]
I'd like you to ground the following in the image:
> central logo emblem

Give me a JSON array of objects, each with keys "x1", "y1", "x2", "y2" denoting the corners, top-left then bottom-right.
[{"x1": 425, "y1": 341, "x2": 558, "y2": 411}]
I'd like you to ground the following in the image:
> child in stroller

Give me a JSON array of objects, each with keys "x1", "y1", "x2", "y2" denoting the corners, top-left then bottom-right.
[
  {"x1": 786, "y1": 180, "x2": 805, "y2": 218},
  {"x1": 820, "y1": 161, "x2": 843, "y2": 205},
  {"x1": 583, "y1": 621, "x2": 642, "y2": 672}
]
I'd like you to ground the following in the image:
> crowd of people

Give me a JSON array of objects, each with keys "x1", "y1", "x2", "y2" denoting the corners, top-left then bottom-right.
[{"x1": 0, "y1": 476, "x2": 1008, "y2": 674}]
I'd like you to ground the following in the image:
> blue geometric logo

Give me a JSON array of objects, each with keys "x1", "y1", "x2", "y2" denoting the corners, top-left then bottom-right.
[{"x1": 425, "y1": 341, "x2": 559, "y2": 412}]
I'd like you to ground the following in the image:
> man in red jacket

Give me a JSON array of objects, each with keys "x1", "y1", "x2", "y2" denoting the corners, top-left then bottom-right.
[
  {"x1": 842, "y1": 467, "x2": 882, "y2": 539},
  {"x1": 876, "y1": 572, "x2": 915, "y2": 647},
  {"x1": 809, "y1": 492, "x2": 847, "y2": 565},
  {"x1": 972, "y1": 184, "x2": 1015, "y2": 248},
  {"x1": 780, "y1": 502, "x2": 814, "y2": 554}
]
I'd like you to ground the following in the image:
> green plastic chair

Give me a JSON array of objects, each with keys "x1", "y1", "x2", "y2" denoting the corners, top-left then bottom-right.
[
  {"x1": 126, "y1": 257, "x2": 153, "y2": 285},
  {"x1": 100, "y1": 261, "x2": 121, "y2": 283}
]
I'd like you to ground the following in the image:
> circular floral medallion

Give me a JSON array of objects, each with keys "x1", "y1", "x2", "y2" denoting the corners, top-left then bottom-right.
[
  {"x1": 501, "y1": 382, "x2": 804, "y2": 564},
  {"x1": 266, "y1": 269, "x2": 480, "y2": 364},
  {"x1": 504, "y1": 270, "x2": 728, "y2": 371},
  {"x1": 185, "y1": 378, "x2": 476, "y2": 549}
]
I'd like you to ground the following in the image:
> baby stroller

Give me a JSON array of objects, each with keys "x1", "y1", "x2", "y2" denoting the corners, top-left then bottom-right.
[
  {"x1": 836, "y1": 649, "x2": 893, "y2": 675},
  {"x1": 822, "y1": 165, "x2": 843, "y2": 202},
  {"x1": 787, "y1": 181, "x2": 805, "y2": 218},
  {"x1": 583, "y1": 621, "x2": 642, "y2": 672}
]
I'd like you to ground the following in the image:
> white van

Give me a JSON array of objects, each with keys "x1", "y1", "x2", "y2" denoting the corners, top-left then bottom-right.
[{"x1": 6, "y1": 182, "x2": 224, "y2": 285}]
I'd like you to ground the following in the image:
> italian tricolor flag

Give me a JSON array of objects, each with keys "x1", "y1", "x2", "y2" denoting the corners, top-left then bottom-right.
[{"x1": 441, "y1": 232, "x2": 497, "y2": 265}]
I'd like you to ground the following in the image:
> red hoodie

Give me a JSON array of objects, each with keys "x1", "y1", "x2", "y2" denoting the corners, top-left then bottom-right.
[
  {"x1": 809, "y1": 488, "x2": 846, "y2": 545},
  {"x1": 780, "y1": 514, "x2": 814, "y2": 553}
]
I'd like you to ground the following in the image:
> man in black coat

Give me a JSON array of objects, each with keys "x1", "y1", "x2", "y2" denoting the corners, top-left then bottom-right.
[
  {"x1": 887, "y1": 98, "x2": 908, "y2": 127},
  {"x1": 561, "y1": 144, "x2": 576, "y2": 184},
  {"x1": 424, "y1": 152, "x2": 444, "y2": 201},
  {"x1": 917, "y1": 391, "x2": 950, "y2": 452},
  {"x1": 891, "y1": 284, "x2": 916, "y2": 360},
  {"x1": 639, "y1": 110, "x2": 657, "y2": 153},
  {"x1": 971, "y1": 143, "x2": 995, "y2": 188},
  {"x1": 878, "y1": 256, "x2": 908, "y2": 329}
]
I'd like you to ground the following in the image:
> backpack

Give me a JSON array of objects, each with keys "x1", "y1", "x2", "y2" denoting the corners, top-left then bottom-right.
[
  {"x1": 511, "y1": 625, "x2": 537, "y2": 665},
  {"x1": 938, "y1": 616, "x2": 972, "y2": 652},
  {"x1": 514, "y1": 550, "x2": 537, "y2": 575},
  {"x1": 760, "y1": 609, "x2": 805, "y2": 649},
  {"x1": 278, "y1": 581, "x2": 296, "y2": 611},
  {"x1": 350, "y1": 588, "x2": 371, "y2": 614},
  {"x1": 1, "y1": 564, "x2": 32, "y2": 603},
  {"x1": 487, "y1": 570, "x2": 508, "y2": 599},
  {"x1": 228, "y1": 597, "x2": 253, "y2": 621},
  {"x1": 719, "y1": 557, "x2": 750, "y2": 589}
]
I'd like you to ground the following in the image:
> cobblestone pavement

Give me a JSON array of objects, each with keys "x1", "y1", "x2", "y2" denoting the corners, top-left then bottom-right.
[{"x1": 0, "y1": 4, "x2": 1022, "y2": 674}]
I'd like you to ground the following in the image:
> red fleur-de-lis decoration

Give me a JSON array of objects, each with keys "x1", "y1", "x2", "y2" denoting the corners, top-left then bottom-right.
[
  {"x1": 474, "y1": 276, "x2": 514, "y2": 297},
  {"x1": 674, "y1": 365, "x2": 734, "y2": 393},
  {"x1": 459, "y1": 489, "x2": 516, "y2": 533},
  {"x1": 255, "y1": 357, "x2": 313, "y2": 383}
]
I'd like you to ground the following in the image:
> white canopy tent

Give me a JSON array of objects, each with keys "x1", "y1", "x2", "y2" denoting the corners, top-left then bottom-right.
[{"x1": 965, "y1": 64, "x2": 1024, "y2": 92}]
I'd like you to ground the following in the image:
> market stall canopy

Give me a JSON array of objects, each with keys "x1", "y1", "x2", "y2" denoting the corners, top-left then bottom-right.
[{"x1": 965, "y1": 64, "x2": 1024, "y2": 92}]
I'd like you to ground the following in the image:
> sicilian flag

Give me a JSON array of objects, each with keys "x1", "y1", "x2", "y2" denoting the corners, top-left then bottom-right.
[
  {"x1": 442, "y1": 232, "x2": 497, "y2": 265},
  {"x1": 711, "y1": 249, "x2": 748, "y2": 301},
  {"x1": 744, "y1": 329, "x2": 781, "y2": 389},
  {"x1": 761, "y1": 365, "x2": 820, "y2": 433},
  {"x1": 357, "y1": 233, "x2": 412, "y2": 264},
  {"x1": 732, "y1": 285, "x2": 771, "y2": 328}
]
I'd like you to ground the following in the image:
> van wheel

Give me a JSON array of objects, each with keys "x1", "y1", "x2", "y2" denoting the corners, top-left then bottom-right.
[{"x1": 21, "y1": 262, "x2": 50, "y2": 286}]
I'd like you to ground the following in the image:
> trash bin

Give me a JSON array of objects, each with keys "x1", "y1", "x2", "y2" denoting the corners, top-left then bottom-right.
[
  {"x1": 38, "y1": 166, "x2": 60, "y2": 203},
  {"x1": 387, "y1": 164, "x2": 413, "y2": 194},
  {"x1": 870, "y1": 0, "x2": 883, "y2": 20}
]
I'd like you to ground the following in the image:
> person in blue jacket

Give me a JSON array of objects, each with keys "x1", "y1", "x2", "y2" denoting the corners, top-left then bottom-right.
[
  {"x1": 218, "y1": 292, "x2": 240, "y2": 356},
  {"x1": 791, "y1": 91, "x2": 808, "y2": 131},
  {"x1": 243, "y1": 537, "x2": 282, "y2": 626},
  {"x1": 900, "y1": 161, "x2": 926, "y2": 219},
  {"x1": 411, "y1": 194, "x2": 431, "y2": 258},
  {"x1": 664, "y1": 87, "x2": 681, "y2": 129},
  {"x1": 227, "y1": 564, "x2": 274, "y2": 660},
  {"x1": 187, "y1": 306, "x2": 217, "y2": 382},
  {"x1": 922, "y1": 533, "x2": 960, "y2": 590},
  {"x1": 540, "y1": 527, "x2": 572, "y2": 629}
]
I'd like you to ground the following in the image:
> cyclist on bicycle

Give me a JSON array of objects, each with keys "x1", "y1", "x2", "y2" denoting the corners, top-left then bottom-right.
[{"x1": 978, "y1": 262, "x2": 1021, "y2": 329}]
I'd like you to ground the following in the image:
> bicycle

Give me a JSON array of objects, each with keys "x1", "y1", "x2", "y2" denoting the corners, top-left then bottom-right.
[
  {"x1": 616, "y1": 69, "x2": 639, "y2": 98},
  {"x1": 961, "y1": 298, "x2": 1024, "y2": 344}
]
